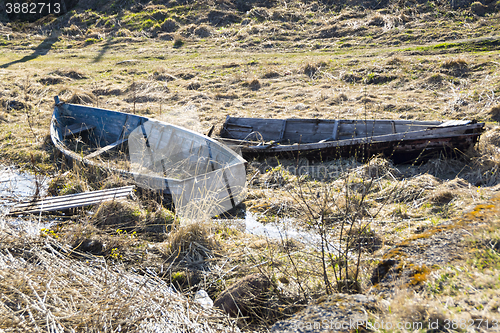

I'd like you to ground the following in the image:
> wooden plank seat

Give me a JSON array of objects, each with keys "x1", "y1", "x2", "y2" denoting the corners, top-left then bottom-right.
[
  {"x1": 85, "y1": 138, "x2": 128, "y2": 159},
  {"x1": 63, "y1": 123, "x2": 95, "y2": 138}
]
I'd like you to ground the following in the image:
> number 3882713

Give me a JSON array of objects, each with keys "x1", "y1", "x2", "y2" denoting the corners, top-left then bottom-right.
[{"x1": 6, "y1": 2, "x2": 61, "y2": 14}]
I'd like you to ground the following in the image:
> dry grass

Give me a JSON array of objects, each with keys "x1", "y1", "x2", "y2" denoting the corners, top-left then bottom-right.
[
  {"x1": 186, "y1": 80, "x2": 201, "y2": 90},
  {"x1": 353, "y1": 157, "x2": 402, "y2": 180},
  {"x1": 489, "y1": 105, "x2": 500, "y2": 121},
  {"x1": 303, "y1": 61, "x2": 327, "y2": 79},
  {"x1": 124, "y1": 80, "x2": 169, "y2": 103},
  {"x1": 161, "y1": 18, "x2": 180, "y2": 33},
  {"x1": 92, "y1": 199, "x2": 143, "y2": 230},
  {"x1": 51, "y1": 68, "x2": 89, "y2": 80},
  {"x1": 47, "y1": 173, "x2": 89, "y2": 196},
  {"x1": 0, "y1": 222, "x2": 237, "y2": 332},
  {"x1": 248, "y1": 79, "x2": 261, "y2": 90},
  {"x1": 441, "y1": 57, "x2": 468, "y2": 69},
  {"x1": 368, "y1": 13, "x2": 386, "y2": 27},
  {"x1": 58, "y1": 87, "x2": 96, "y2": 105},
  {"x1": 194, "y1": 24, "x2": 213, "y2": 38},
  {"x1": 382, "y1": 289, "x2": 449, "y2": 332},
  {"x1": 466, "y1": 127, "x2": 500, "y2": 186},
  {"x1": 428, "y1": 189, "x2": 454, "y2": 204},
  {"x1": 477, "y1": 126, "x2": 500, "y2": 154},
  {"x1": 173, "y1": 34, "x2": 184, "y2": 48},
  {"x1": 163, "y1": 222, "x2": 220, "y2": 261},
  {"x1": 386, "y1": 57, "x2": 404, "y2": 66}
]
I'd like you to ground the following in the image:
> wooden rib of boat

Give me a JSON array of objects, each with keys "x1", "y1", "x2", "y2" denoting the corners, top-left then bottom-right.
[
  {"x1": 50, "y1": 96, "x2": 246, "y2": 217},
  {"x1": 219, "y1": 116, "x2": 485, "y2": 163}
]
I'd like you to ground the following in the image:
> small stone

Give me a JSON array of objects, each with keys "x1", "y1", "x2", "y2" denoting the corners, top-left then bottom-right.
[
  {"x1": 293, "y1": 103, "x2": 307, "y2": 111},
  {"x1": 194, "y1": 289, "x2": 213, "y2": 309}
]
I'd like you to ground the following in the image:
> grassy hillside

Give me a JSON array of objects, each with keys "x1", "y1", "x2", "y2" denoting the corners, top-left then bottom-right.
[{"x1": 3, "y1": 0, "x2": 500, "y2": 43}]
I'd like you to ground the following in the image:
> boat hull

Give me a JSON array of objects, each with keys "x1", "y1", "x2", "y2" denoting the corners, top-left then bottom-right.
[
  {"x1": 50, "y1": 97, "x2": 246, "y2": 218},
  {"x1": 220, "y1": 117, "x2": 484, "y2": 163}
]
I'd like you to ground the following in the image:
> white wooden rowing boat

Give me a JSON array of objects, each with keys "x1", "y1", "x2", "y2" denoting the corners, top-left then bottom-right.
[{"x1": 50, "y1": 96, "x2": 246, "y2": 219}]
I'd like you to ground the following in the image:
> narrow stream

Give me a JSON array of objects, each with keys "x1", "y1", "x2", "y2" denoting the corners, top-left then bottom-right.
[{"x1": 0, "y1": 165, "x2": 340, "y2": 252}]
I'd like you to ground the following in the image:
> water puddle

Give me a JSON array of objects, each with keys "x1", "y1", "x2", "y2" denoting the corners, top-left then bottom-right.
[
  {"x1": 0, "y1": 165, "x2": 48, "y2": 213},
  {"x1": 246, "y1": 213, "x2": 348, "y2": 254},
  {"x1": 0, "y1": 165, "x2": 52, "y2": 234},
  {"x1": 214, "y1": 212, "x2": 340, "y2": 252},
  {"x1": 244, "y1": 212, "x2": 320, "y2": 244}
]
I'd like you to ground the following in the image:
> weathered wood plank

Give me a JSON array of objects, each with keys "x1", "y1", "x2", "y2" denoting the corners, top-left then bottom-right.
[
  {"x1": 11, "y1": 186, "x2": 134, "y2": 208},
  {"x1": 11, "y1": 194, "x2": 134, "y2": 212},
  {"x1": 221, "y1": 117, "x2": 485, "y2": 161},
  {"x1": 332, "y1": 120, "x2": 339, "y2": 140},
  {"x1": 85, "y1": 138, "x2": 128, "y2": 159},
  {"x1": 438, "y1": 120, "x2": 471, "y2": 127},
  {"x1": 282, "y1": 121, "x2": 330, "y2": 143},
  {"x1": 10, "y1": 187, "x2": 134, "y2": 208},
  {"x1": 225, "y1": 118, "x2": 283, "y2": 141},
  {"x1": 225, "y1": 117, "x2": 444, "y2": 144},
  {"x1": 278, "y1": 119, "x2": 287, "y2": 142},
  {"x1": 11, "y1": 192, "x2": 132, "y2": 212},
  {"x1": 7, "y1": 186, "x2": 135, "y2": 215},
  {"x1": 218, "y1": 138, "x2": 262, "y2": 145},
  {"x1": 63, "y1": 123, "x2": 95, "y2": 138}
]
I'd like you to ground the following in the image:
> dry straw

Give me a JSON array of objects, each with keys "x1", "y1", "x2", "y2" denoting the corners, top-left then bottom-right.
[{"x1": 0, "y1": 221, "x2": 238, "y2": 333}]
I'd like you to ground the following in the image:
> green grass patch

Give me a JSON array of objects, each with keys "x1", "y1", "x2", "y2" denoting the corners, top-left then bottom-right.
[
  {"x1": 141, "y1": 19, "x2": 156, "y2": 30},
  {"x1": 85, "y1": 38, "x2": 100, "y2": 45},
  {"x1": 401, "y1": 37, "x2": 500, "y2": 54}
]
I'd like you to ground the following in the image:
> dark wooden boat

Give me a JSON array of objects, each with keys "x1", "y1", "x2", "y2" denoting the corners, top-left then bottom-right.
[
  {"x1": 219, "y1": 117, "x2": 485, "y2": 163},
  {"x1": 50, "y1": 96, "x2": 246, "y2": 218}
]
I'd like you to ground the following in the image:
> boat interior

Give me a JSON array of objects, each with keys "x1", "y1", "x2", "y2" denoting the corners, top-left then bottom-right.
[
  {"x1": 221, "y1": 117, "x2": 465, "y2": 145},
  {"x1": 52, "y1": 102, "x2": 240, "y2": 180}
]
